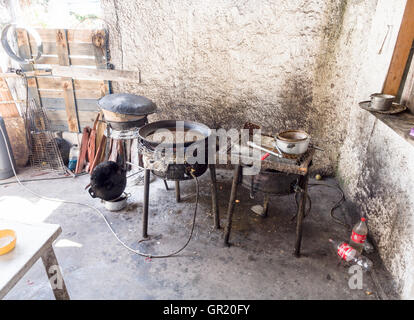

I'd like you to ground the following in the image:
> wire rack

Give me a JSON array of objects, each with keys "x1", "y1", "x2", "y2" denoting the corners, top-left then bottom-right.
[{"x1": 26, "y1": 99, "x2": 66, "y2": 174}]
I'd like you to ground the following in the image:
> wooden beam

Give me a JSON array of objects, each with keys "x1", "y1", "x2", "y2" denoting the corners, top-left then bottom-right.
[
  {"x1": 1, "y1": 66, "x2": 142, "y2": 83},
  {"x1": 56, "y1": 29, "x2": 80, "y2": 132},
  {"x1": 0, "y1": 78, "x2": 20, "y2": 117},
  {"x1": 32, "y1": 28, "x2": 98, "y2": 43},
  {"x1": 50, "y1": 66, "x2": 142, "y2": 82},
  {"x1": 91, "y1": 30, "x2": 110, "y2": 97},
  {"x1": 383, "y1": 0, "x2": 414, "y2": 95},
  {"x1": 0, "y1": 70, "x2": 51, "y2": 78},
  {"x1": 401, "y1": 49, "x2": 414, "y2": 113},
  {"x1": 17, "y1": 29, "x2": 42, "y2": 107}
]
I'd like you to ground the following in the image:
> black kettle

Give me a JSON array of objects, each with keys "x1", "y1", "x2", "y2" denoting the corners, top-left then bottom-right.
[{"x1": 88, "y1": 161, "x2": 127, "y2": 201}]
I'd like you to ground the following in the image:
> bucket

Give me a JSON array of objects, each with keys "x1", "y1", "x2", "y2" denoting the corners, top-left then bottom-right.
[{"x1": 0, "y1": 116, "x2": 16, "y2": 180}]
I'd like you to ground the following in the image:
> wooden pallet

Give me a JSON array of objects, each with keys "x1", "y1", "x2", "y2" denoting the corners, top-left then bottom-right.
[
  {"x1": 16, "y1": 28, "x2": 110, "y2": 132},
  {"x1": 0, "y1": 77, "x2": 29, "y2": 166}
]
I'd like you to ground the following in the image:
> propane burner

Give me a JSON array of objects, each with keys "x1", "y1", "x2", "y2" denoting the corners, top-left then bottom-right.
[
  {"x1": 137, "y1": 120, "x2": 220, "y2": 239},
  {"x1": 138, "y1": 120, "x2": 213, "y2": 181}
]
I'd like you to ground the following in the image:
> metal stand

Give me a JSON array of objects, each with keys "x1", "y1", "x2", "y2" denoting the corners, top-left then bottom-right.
[
  {"x1": 262, "y1": 193, "x2": 270, "y2": 218},
  {"x1": 141, "y1": 165, "x2": 220, "y2": 238},
  {"x1": 175, "y1": 181, "x2": 181, "y2": 202},
  {"x1": 142, "y1": 169, "x2": 150, "y2": 239},
  {"x1": 224, "y1": 164, "x2": 241, "y2": 246},
  {"x1": 209, "y1": 164, "x2": 220, "y2": 229},
  {"x1": 224, "y1": 165, "x2": 310, "y2": 257},
  {"x1": 294, "y1": 172, "x2": 309, "y2": 257}
]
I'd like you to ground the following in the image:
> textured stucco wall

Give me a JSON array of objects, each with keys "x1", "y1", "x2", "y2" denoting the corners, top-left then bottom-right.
[
  {"x1": 336, "y1": 0, "x2": 414, "y2": 299},
  {"x1": 102, "y1": 0, "x2": 352, "y2": 174},
  {"x1": 103, "y1": 0, "x2": 414, "y2": 297}
]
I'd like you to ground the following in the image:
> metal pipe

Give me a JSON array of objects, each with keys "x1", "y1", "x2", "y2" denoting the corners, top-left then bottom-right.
[
  {"x1": 175, "y1": 181, "x2": 180, "y2": 202},
  {"x1": 142, "y1": 169, "x2": 150, "y2": 238},
  {"x1": 224, "y1": 165, "x2": 241, "y2": 246},
  {"x1": 246, "y1": 141, "x2": 283, "y2": 158},
  {"x1": 209, "y1": 164, "x2": 220, "y2": 229}
]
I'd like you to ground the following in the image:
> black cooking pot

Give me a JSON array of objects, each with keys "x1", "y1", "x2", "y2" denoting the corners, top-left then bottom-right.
[{"x1": 88, "y1": 161, "x2": 127, "y2": 201}]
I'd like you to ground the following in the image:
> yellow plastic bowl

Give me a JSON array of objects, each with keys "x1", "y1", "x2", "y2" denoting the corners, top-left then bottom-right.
[{"x1": 0, "y1": 229, "x2": 17, "y2": 256}]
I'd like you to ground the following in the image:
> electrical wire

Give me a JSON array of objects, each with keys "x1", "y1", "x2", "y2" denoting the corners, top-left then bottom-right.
[
  {"x1": 309, "y1": 182, "x2": 349, "y2": 229},
  {"x1": 0, "y1": 123, "x2": 200, "y2": 259},
  {"x1": 0, "y1": 174, "x2": 79, "y2": 186},
  {"x1": 291, "y1": 182, "x2": 349, "y2": 230}
]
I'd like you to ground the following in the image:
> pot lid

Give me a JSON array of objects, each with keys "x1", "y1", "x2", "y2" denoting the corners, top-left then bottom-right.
[{"x1": 98, "y1": 93, "x2": 157, "y2": 116}]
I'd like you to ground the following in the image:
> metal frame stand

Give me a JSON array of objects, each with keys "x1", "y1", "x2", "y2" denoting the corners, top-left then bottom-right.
[{"x1": 223, "y1": 165, "x2": 310, "y2": 257}]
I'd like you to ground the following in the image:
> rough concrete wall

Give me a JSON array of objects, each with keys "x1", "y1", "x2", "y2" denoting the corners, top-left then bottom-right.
[
  {"x1": 336, "y1": 0, "x2": 414, "y2": 298},
  {"x1": 102, "y1": 0, "x2": 351, "y2": 174},
  {"x1": 103, "y1": 0, "x2": 414, "y2": 297}
]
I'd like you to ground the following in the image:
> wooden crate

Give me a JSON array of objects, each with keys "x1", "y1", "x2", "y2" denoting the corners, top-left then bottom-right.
[{"x1": 17, "y1": 28, "x2": 110, "y2": 132}]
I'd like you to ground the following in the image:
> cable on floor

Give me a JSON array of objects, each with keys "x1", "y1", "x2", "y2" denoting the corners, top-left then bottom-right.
[
  {"x1": 0, "y1": 124, "x2": 200, "y2": 259},
  {"x1": 291, "y1": 181, "x2": 349, "y2": 230}
]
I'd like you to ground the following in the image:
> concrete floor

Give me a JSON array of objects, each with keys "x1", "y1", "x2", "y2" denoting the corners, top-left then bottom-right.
[{"x1": 0, "y1": 167, "x2": 399, "y2": 300}]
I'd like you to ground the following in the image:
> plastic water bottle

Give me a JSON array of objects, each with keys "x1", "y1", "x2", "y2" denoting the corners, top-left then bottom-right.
[
  {"x1": 329, "y1": 239, "x2": 373, "y2": 272},
  {"x1": 68, "y1": 144, "x2": 79, "y2": 171},
  {"x1": 350, "y1": 217, "x2": 368, "y2": 253}
]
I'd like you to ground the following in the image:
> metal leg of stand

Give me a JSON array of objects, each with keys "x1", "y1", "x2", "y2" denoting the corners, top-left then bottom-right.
[
  {"x1": 142, "y1": 169, "x2": 150, "y2": 239},
  {"x1": 209, "y1": 164, "x2": 220, "y2": 229},
  {"x1": 175, "y1": 181, "x2": 180, "y2": 203},
  {"x1": 262, "y1": 193, "x2": 270, "y2": 218},
  {"x1": 294, "y1": 172, "x2": 309, "y2": 257},
  {"x1": 224, "y1": 165, "x2": 241, "y2": 246}
]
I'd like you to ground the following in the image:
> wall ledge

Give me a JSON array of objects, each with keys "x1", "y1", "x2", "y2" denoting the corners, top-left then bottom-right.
[{"x1": 365, "y1": 109, "x2": 414, "y2": 148}]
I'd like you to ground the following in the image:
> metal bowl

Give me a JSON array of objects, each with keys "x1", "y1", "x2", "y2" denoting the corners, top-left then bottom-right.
[{"x1": 103, "y1": 193, "x2": 129, "y2": 212}]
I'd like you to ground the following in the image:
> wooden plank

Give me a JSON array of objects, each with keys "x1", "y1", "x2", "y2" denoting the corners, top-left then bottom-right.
[
  {"x1": 3, "y1": 117, "x2": 29, "y2": 166},
  {"x1": 0, "y1": 78, "x2": 20, "y2": 118},
  {"x1": 38, "y1": 89, "x2": 102, "y2": 99},
  {"x1": 401, "y1": 49, "x2": 414, "y2": 113},
  {"x1": 62, "y1": 79, "x2": 80, "y2": 132},
  {"x1": 92, "y1": 29, "x2": 110, "y2": 97},
  {"x1": 56, "y1": 29, "x2": 80, "y2": 132},
  {"x1": 29, "y1": 28, "x2": 99, "y2": 43},
  {"x1": 36, "y1": 77, "x2": 104, "y2": 91},
  {"x1": 46, "y1": 109, "x2": 97, "y2": 123},
  {"x1": 35, "y1": 55, "x2": 96, "y2": 66},
  {"x1": 28, "y1": 41, "x2": 96, "y2": 56},
  {"x1": 16, "y1": 30, "x2": 42, "y2": 107},
  {"x1": 51, "y1": 66, "x2": 142, "y2": 82},
  {"x1": 383, "y1": 0, "x2": 414, "y2": 95},
  {"x1": 0, "y1": 70, "x2": 51, "y2": 78},
  {"x1": 41, "y1": 98, "x2": 99, "y2": 111}
]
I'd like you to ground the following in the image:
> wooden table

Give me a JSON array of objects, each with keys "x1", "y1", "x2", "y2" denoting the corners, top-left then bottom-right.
[
  {"x1": 0, "y1": 219, "x2": 70, "y2": 300},
  {"x1": 222, "y1": 135, "x2": 314, "y2": 257}
]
